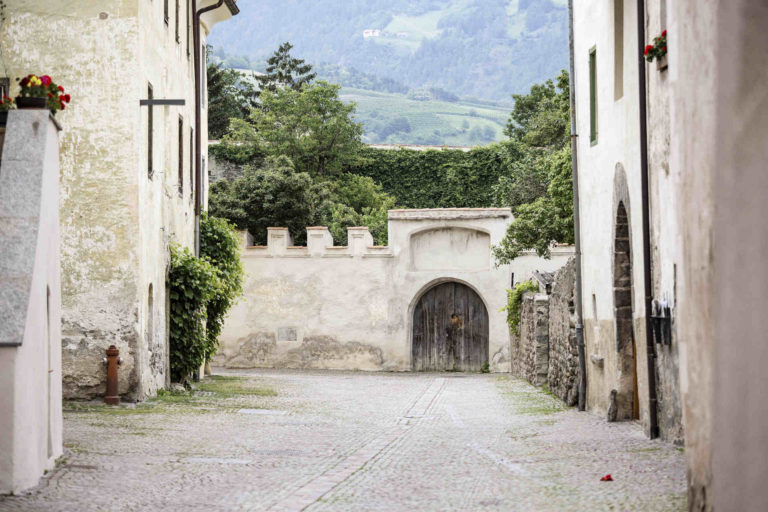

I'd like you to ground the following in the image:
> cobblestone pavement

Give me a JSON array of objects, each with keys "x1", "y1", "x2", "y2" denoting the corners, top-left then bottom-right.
[{"x1": 0, "y1": 370, "x2": 686, "y2": 511}]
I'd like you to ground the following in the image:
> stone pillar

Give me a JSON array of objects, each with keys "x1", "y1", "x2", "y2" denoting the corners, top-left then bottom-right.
[
  {"x1": 306, "y1": 226, "x2": 333, "y2": 255},
  {"x1": 267, "y1": 227, "x2": 292, "y2": 255},
  {"x1": 348, "y1": 227, "x2": 374, "y2": 255}
]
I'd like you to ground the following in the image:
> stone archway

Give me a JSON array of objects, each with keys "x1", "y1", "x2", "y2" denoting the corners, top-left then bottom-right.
[
  {"x1": 412, "y1": 281, "x2": 489, "y2": 371},
  {"x1": 613, "y1": 201, "x2": 639, "y2": 420}
]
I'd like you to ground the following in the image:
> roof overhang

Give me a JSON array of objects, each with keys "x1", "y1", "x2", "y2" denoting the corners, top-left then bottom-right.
[{"x1": 199, "y1": 0, "x2": 239, "y2": 35}]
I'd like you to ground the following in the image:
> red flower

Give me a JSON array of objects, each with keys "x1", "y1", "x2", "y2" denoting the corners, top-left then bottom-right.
[
  {"x1": 64, "y1": 94, "x2": 71, "y2": 102},
  {"x1": 58, "y1": 85, "x2": 64, "y2": 92},
  {"x1": 662, "y1": 30, "x2": 667, "y2": 37},
  {"x1": 600, "y1": 474, "x2": 613, "y2": 482},
  {"x1": 61, "y1": 104, "x2": 66, "y2": 110},
  {"x1": 644, "y1": 44, "x2": 653, "y2": 55},
  {"x1": 41, "y1": 75, "x2": 51, "y2": 86},
  {"x1": 663, "y1": 46, "x2": 667, "y2": 52},
  {"x1": 47, "y1": 92, "x2": 53, "y2": 98}
]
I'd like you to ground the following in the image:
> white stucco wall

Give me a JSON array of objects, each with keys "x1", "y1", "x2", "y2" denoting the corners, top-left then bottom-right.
[
  {"x1": 0, "y1": 0, "x2": 235, "y2": 400},
  {"x1": 0, "y1": 111, "x2": 63, "y2": 493},
  {"x1": 216, "y1": 209, "x2": 574, "y2": 373}
]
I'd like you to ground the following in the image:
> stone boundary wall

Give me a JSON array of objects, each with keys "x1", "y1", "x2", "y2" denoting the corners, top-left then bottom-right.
[{"x1": 511, "y1": 257, "x2": 579, "y2": 405}]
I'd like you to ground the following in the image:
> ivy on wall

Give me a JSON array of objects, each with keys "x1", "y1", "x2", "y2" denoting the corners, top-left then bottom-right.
[
  {"x1": 200, "y1": 214, "x2": 244, "y2": 360},
  {"x1": 168, "y1": 245, "x2": 219, "y2": 383},
  {"x1": 502, "y1": 280, "x2": 540, "y2": 335},
  {"x1": 346, "y1": 146, "x2": 511, "y2": 210},
  {"x1": 168, "y1": 215, "x2": 244, "y2": 383}
]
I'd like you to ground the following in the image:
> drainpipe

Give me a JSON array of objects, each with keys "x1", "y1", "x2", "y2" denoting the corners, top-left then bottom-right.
[
  {"x1": 193, "y1": 0, "x2": 225, "y2": 256},
  {"x1": 636, "y1": 0, "x2": 660, "y2": 440},
  {"x1": 567, "y1": 0, "x2": 587, "y2": 412}
]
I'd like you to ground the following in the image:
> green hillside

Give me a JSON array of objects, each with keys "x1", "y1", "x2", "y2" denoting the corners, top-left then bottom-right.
[
  {"x1": 342, "y1": 88, "x2": 510, "y2": 146},
  {"x1": 208, "y1": 0, "x2": 568, "y2": 101}
]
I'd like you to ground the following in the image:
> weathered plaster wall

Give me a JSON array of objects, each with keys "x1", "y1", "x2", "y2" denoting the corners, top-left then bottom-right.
[
  {"x1": 217, "y1": 209, "x2": 574, "y2": 372},
  {"x1": 645, "y1": 0, "x2": 684, "y2": 447},
  {"x1": 0, "y1": 1, "x2": 231, "y2": 400},
  {"x1": 670, "y1": 1, "x2": 768, "y2": 510},
  {"x1": 573, "y1": 0, "x2": 652, "y2": 429},
  {"x1": 0, "y1": 111, "x2": 63, "y2": 493}
]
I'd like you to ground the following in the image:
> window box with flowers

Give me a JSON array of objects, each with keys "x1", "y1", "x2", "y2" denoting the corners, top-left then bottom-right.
[
  {"x1": 644, "y1": 30, "x2": 668, "y2": 71},
  {"x1": 15, "y1": 74, "x2": 71, "y2": 114}
]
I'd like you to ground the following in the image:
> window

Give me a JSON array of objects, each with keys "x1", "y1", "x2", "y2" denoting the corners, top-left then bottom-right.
[
  {"x1": 164, "y1": 0, "x2": 169, "y2": 25},
  {"x1": 175, "y1": 0, "x2": 180, "y2": 42},
  {"x1": 0, "y1": 77, "x2": 9, "y2": 98},
  {"x1": 189, "y1": 128, "x2": 194, "y2": 198},
  {"x1": 147, "y1": 83, "x2": 154, "y2": 178},
  {"x1": 589, "y1": 47, "x2": 597, "y2": 145},
  {"x1": 178, "y1": 116, "x2": 184, "y2": 195},
  {"x1": 187, "y1": 0, "x2": 191, "y2": 58},
  {"x1": 614, "y1": 0, "x2": 624, "y2": 100}
]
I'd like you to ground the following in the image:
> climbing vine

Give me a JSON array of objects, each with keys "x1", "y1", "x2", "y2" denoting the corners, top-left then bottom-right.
[
  {"x1": 168, "y1": 245, "x2": 219, "y2": 383},
  {"x1": 200, "y1": 214, "x2": 244, "y2": 360},
  {"x1": 502, "y1": 280, "x2": 540, "y2": 335}
]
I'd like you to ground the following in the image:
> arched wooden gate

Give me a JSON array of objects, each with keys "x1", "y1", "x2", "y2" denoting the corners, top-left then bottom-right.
[{"x1": 412, "y1": 282, "x2": 489, "y2": 371}]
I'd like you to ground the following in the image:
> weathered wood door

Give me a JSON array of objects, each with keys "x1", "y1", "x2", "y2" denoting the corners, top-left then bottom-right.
[{"x1": 412, "y1": 282, "x2": 489, "y2": 371}]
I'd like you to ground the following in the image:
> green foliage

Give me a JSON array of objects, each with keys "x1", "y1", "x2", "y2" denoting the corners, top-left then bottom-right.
[
  {"x1": 208, "y1": 156, "x2": 332, "y2": 245},
  {"x1": 502, "y1": 280, "x2": 540, "y2": 335},
  {"x1": 209, "y1": 142, "x2": 264, "y2": 166},
  {"x1": 200, "y1": 214, "x2": 244, "y2": 359},
  {"x1": 168, "y1": 245, "x2": 219, "y2": 383},
  {"x1": 254, "y1": 42, "x2": 317, "y2": 94},
  {"x1": 347, "y1": 144, "x2": 511, "y2": 209},
  {"x1": 494, "y1": 71, "x2": 574, "y2": 262},
  {"x1": 505, "y1": 69, "x2": 570, "y2": 148},
  {"x1": 232, "y1": 81, "x2": 364, "y2": 177},
  {"x1": 325, "y1": 173, "x2": 395, "y2": 245},
  {"x1": 493, "y1": 146, "x2": 574, "y2": 261},
  {"x1": 481, "y1": 361, "x2": 490, "y2": 374},
  {"x1": 207, "y1": 54, "x2": 260, "y2": 139}
]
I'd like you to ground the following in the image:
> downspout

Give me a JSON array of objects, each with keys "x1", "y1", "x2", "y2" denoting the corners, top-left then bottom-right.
[
  {"x1": 636, "y1": 0, "x2": 660, "y2": 439},
  {"x1": 193, "y1": 0, "x2": 225, "y2": 256},
  {"x1": 567, "y1": 0, "x2": 587, "y2": 412}
]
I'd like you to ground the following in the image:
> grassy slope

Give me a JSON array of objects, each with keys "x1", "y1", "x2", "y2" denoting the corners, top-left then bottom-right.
[{"x1": 341, "y1": 87, "x2": 511, "y2": 146}]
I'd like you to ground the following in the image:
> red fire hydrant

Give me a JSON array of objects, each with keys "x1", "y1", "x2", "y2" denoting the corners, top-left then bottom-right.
[{"x1": 104, "y1": 345, "x2": 122, "y2": 405}]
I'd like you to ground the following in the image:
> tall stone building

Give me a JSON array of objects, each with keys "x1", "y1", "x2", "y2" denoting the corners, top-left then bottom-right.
[
  {"x1": 0, "y1": 0, "x2": 239, "y2": 400},
  {"x1": 573, "y1": 0, "x2": 768, "y2": 509}
]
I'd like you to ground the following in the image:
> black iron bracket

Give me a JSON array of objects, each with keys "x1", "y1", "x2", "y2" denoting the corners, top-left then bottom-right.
[{"x1": 139, "y1": 99, "x2": 185, "y2": 106}]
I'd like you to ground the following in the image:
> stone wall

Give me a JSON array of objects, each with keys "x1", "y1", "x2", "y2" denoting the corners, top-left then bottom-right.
[{"x1": 511, "y1": 258, "x2": 579, "y2": 406}]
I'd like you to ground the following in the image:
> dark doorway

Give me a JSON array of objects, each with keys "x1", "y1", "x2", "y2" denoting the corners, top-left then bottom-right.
[
  {"x1": 412, "y1": 282, "x2": 489, "y2": 371},
  {"x1": 613, "y1": 202, "x2": 639, "y2": 419}
]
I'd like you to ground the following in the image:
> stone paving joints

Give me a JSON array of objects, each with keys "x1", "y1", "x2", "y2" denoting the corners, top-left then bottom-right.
[{"x1": 0, "y1": 370, "x2": 687, "y2": 512}]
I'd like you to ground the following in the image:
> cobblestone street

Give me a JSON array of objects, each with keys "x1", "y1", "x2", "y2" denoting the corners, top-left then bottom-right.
[{"x1": 0, "y1": 370, "x2": 686, "y2": 511}]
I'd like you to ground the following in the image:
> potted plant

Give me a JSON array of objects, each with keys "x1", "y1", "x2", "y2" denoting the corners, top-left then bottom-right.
[
  {"x1": 644, "y1": 30, "x2": 668, "y2": 70},
  {"x1": 0, "y1": 94, "x2": 14, "y2": 125},
  {"x1": 15, "y1": 74, "x2": 71, "y2": 114}
]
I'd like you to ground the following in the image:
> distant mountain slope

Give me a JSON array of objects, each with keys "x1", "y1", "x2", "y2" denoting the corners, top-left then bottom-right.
[{"x1": 208, "y1": 0, "x2": 568, "y2": 101}]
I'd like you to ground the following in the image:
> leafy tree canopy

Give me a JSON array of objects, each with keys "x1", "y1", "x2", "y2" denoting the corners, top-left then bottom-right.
[
  {"x1": 255, "y1": 42, "x2": 317, "y2": 94},
  {"x1": 207, "y1": 52, "x2": 259, "y2": 139},
  {"x1": 227, "y1": 81, "x2": 364, "y2": 177},
  {"x1": 504, "y1": 69, "x2": 570, "y2": 149}
]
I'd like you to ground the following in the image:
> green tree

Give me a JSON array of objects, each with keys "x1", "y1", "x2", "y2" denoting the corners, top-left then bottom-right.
[
  {"x1": 504, "y1": 69, "x2": 570, "y2": 149},
  {"x1": 255, "y1": 42, "x2": 317, "y2": 94},
  {"x1": 229, "y1": 81, "x2": 364, "y2": 176},
  {"x1": 208, "y1": 156, "x2": 332, "y2": 245},
  {"x1": 207, "y1": 55, "x2": 259, "y2": 139},
  {"x1": 493, "y1": 146, "x2": 573, "y2": 261}
]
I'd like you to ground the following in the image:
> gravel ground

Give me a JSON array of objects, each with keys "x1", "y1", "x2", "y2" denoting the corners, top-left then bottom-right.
[{"x1": 0, "y1": 369, "x2": 686, "y2": 511}]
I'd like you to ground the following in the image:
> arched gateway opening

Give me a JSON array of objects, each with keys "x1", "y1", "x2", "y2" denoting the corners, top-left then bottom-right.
[
  {"x1": 412, "y1": 281, "x2": 489, "y2": 371},
  {"x1": 613, "y1": 201, "x2": 639, "y2": 420}
]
